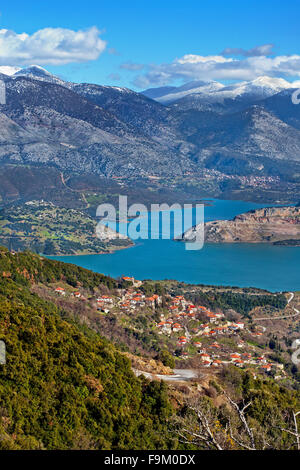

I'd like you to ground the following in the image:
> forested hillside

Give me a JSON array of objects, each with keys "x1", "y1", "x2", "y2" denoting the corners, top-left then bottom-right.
[
  {"x1": 0, "y1": 247, "x2": 299, "y2": 450},
  {"x1": 0, "y1": 247, "x2": 173, "y2": 450}
]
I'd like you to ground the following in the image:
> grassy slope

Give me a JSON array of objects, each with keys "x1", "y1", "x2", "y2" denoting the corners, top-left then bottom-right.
[{"x1": 0, "y1": 201, "x2": 132, "y2": 256}]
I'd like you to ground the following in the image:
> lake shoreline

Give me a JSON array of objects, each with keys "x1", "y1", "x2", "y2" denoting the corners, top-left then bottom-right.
[{"x1": 50, "y1": 199, "x2": 300, "y2": 293}]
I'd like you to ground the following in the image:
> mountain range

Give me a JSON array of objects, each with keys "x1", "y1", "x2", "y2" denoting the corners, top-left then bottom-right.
[
  {"x1": 0, "y1": 65, "x2": 300, "y2": 186},
  {"x1": 143, "y1": 76, "x2": 300, "y2": 110}
]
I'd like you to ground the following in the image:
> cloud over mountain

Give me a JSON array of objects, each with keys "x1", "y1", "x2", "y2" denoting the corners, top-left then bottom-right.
[
  {"x1": 133, "y1": 49, "x2": 300, "y2": 87},
  {"x1": 0, "y1": 27, "x2": 106, "y2": 65}
]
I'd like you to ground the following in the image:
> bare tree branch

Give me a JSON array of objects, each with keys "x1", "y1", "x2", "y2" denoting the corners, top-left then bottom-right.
[
  {"x1": 224, "y1": 392, "x2": 256, "y2": 450},
  {"x1": 279, "y1": 411, "x2": 300, "y2": 450}
]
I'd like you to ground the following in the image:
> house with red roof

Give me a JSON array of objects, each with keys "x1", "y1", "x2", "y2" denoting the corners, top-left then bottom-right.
[
  {"x1": 261, "y1": 364, "x2": 272, "y2": 372},
  {"x1": 202, "y1": 360, "x2": 211, "y2": 367},
  {"x1": 55, "y1": 287, "x2": 65, "y2": 296},
  {"x1": 200, "y1": 353, "x2": 211, "y2": 362},
  {"x1": 212, "y1": 360, "x2": 222, "y2": 367},
  {"x1": 172, "y1": 323, "x2": 183, "y2": 332}
]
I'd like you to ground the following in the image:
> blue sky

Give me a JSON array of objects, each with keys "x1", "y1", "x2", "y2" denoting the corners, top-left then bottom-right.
[{"x1": 1, "y1": 0, "x2": 300, "y2": 89}]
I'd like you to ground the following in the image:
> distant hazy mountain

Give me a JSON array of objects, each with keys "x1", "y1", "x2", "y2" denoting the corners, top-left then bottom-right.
[
  {"x1": 143, "y1": 76, "x2": 298, "y2": 113},
  {"x1": 140, "y1": 85, "x2": 178, "y2": 100},
  {"x1": 143, "y1": 80, "x2": 225, "y2": 104}
]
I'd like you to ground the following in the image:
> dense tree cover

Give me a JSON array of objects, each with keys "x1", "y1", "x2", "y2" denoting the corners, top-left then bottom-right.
[
  {"x1": 0, "y1": 248, "x2": 174, "y2": 450},
  {"x1": 156, "y1": 351, "x2": 175, "y2": 369},
  {"x1": 0, "y1": 247, "x2": 298, "y2": 450},
  {"x1": 0, "y1": 246, "x2": 117, "y2": 290},
  {"x1": 184, "y1": 289, "x2": 287, "y2": 316},
  {"x1": 140, "y1": 281, "x2": 166, "y2": 297},
  {"x1": 177, "y1": 367, "x2": 300, "y2": 450}
]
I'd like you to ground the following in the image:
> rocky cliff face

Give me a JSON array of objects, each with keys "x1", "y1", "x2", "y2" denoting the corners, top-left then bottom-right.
[{"x1": 183, "y1": 206, "x2": 300, "y2": 243}]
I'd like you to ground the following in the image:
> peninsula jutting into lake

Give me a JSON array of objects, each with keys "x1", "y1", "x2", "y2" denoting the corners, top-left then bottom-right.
[{"x1": 183, "y1": 205, "x2": 300, "y2": 244}]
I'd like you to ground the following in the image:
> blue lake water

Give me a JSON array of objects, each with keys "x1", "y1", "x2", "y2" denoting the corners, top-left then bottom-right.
[{"x1": 52, "y1": 199, "x2": 300, "y2": 293}]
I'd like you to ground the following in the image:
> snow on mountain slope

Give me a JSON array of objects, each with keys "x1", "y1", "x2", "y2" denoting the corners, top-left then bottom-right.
[
  {"x1": 168, "y1": 77, "x2": 298, "y2": 113},
  {"x1": 141, "y1": 85, "x2": 178, "y2": 100},
  {"x1": 218, "y1": 76, "x2": 292, "y2": 100},
  {"x1": 13, "y1": 65, "x2": 66, "y2": 86},
  {"x1": 143, "y1": 76, "x2": 298, "y2": 111},
  {"x1": 0, "y1": 64, "x2": 300, "y2": 180},
  {"x1": 144, "y1": 80, "x2": 225, "y2": 104},
  {"x1": 0, "y1": 66, "x2": 21, "y2": 76},
  {"x1": 0, "y1": 74, "x2": 195, "y2": 177}
]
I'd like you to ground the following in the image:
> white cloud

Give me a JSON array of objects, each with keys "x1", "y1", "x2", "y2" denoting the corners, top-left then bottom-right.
[
  {"x1": 221, "y1": 44, "x2": 275, "y2": 57},
  {"x1": 0, "y1": 27, "x2": 106, "y2": 66},
  {"x1": 177, "y1": 55, "x2": 233, "y2": 64},
  {"x1": 134, "y1": 51, "x2": 300, "y2": 88}
]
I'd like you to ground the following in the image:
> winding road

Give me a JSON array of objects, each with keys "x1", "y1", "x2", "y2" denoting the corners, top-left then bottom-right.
[
  {"x1": 60, "y1": 172, "x2": 90, "y2": 209},
  {"x1": 133, "y1": 368, "x2": 199, "y2": 382},
  {"x1": 256, "y1": 292, "x2": 299, "y2": 321}
]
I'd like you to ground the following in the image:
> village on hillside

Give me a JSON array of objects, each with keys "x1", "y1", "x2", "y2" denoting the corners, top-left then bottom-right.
[{"x1": 50, "y1": 275, "x2": 294, "y2": 381}]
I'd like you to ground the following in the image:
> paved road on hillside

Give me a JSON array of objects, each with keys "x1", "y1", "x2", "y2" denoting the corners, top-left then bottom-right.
[
  {"x1": 133, "y1": 368, "x2": 199, "y2": 382},
  {"x1": 256, "y1": 292, "x2": 299, "y2": 321}
]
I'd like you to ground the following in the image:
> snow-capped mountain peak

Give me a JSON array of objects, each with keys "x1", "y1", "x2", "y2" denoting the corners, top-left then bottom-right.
[
  {"x1": 216, "y1": 76, "x2": 292, "y2": 100},
  {"x1": 14, "y1": 65, "x2": 54, "y2": 77},
  {"x1": 250, "y1": 76, "x2": 292, "y2": 90},
  {"x1": 151, "y1": 80, "x2": 225, "y2": 104},
  {"x1": 144, "y1": 75, "x2": 298, "y2": 111},
  {"x1": 0, "y1": 66, "x2": 22, "y2": 76},
  {"x1": 13, "y1": 65, "x2": 66, "y2": 86}
]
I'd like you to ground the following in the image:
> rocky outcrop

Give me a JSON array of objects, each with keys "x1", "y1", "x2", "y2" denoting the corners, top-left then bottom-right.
[{"x1": 183, "y1": 206, "x2": 300, "y2": 244}]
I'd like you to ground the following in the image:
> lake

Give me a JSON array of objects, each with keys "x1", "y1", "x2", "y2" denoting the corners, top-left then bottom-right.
[{"x1": 52, "y1": 199, "x2": 300, "y2": 293}]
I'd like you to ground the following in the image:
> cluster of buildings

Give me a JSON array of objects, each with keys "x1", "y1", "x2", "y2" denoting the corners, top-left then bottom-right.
[
  {"x1": 198, "y1": 347, "x2": 284, "y2": 374},
  {"x1": 54, "y1": 277, "x2": 160, "y2": 315},
  {"x1": 55, "y1": 287, "x2": 86, "y2": 301},
  {"x1": 156, "y1": 298, "x2": 245, "y2": 341},
  {"x1": 194, "y1": 169, "x2": 280, "y2": 190},
  {"x1": 155, "y1": 295, "x2": 284, "y2": 376},
  {"x1": 119, "y1": 291, "x2": 161, "y2": 312},
  {"x1": 54, "y1": 284, "x2": 285, "y2": 378}
]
